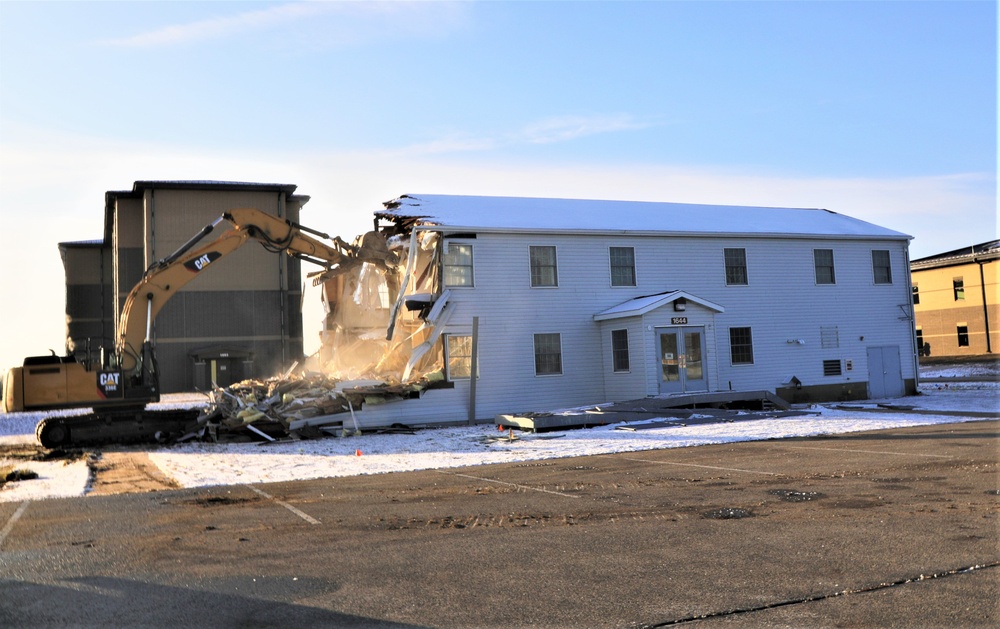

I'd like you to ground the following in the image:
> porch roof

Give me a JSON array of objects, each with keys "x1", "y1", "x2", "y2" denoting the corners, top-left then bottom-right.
[{"x1": 593, "y1": 290, "x2": 724, "y2": 321}]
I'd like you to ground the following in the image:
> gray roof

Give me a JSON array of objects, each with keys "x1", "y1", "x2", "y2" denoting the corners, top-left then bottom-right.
[
  {"x1": 379, "y1": 194, "x2": 911, "y2": 240},
  {"x1": 102, "y1": 180, "x2": 307, "y2": 244},
  {"x1": 911, "y1": 239, "x2": 1000, "y2": 270}
]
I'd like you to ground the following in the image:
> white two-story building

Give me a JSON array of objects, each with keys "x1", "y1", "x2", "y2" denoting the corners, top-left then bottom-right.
[{"x1": 320, "y1": 194, "x2": 918, "y2": 427}]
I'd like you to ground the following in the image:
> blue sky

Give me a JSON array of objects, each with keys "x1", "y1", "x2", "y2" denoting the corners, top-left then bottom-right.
[{"x1": 0, "y1": 1, "x2": 996, "y2": 370}]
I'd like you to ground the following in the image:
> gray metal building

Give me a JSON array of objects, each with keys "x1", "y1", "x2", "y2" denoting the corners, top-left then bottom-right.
[{"x1": 60, "y1": 180, "x2": 309, "y2": 393}]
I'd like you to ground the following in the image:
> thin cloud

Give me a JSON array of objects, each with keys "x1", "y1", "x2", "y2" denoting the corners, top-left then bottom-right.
[
  {"x1": 515, "y1": 114, "x2": 654, "y2": 145},
  {"x1": 400, "y1": 114, "x2": 656, "y2": 156},
  {"x1": 100, "y1": 3, "x2": 324, "y2": 47},
  {"x1": 100, "y1": 1, "x2": 469, "y2": 48}
]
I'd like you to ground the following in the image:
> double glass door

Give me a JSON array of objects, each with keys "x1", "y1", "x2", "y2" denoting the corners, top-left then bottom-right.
[{"x1": 658, "y1": 327, "x2": 706, "y2": 394}]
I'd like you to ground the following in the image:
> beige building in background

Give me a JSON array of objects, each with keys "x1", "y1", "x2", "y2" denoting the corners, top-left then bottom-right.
[
  {"x1": 60, "y1": 181, "x2": 310, "y2": 392},
  {"x1": 911, "y1": 240, "x2": 998, "y2": 357}
]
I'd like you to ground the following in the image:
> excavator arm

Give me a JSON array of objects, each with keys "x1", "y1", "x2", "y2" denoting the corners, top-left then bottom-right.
[
  {"x1": 116, "y1": 208, "x2": 352, "y2": 376},
  {"x1": 7, "y1": 206, "x2": 398, "y2": 448}
]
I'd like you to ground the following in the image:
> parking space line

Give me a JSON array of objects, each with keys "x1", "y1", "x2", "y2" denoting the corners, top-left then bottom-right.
[
  {"x1": 436, "y1": 470, "x2": 582, "y2": 498},
  {"x1": 244, "y1": 486, "x2": 321, "y2": 524},
  {"x1": 782, "y1": 445, "x2": 953, "y2": 458},
  {"x1": 622, "y1": 457, "x2": 785, "y2": 476},
  {"x1": 0, "y1": 500, "x2": 30, "y2": 548}
]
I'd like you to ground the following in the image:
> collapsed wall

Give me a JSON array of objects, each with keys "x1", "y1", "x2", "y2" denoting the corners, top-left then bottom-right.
[
  {"x1": 312, "y1": 221, "x2": 447, "y2": 385},
  {"x1": 196, "y1": 210, "x2": 463, "y2": 439}
]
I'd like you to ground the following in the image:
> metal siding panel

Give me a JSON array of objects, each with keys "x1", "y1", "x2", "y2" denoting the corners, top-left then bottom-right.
[
  {"x1": 156, "y1": 338, "x2": 287, "y2": 393},
  {"x1": 154, "y1": 290, "x2": 287, "y2": 340},
  {"x1": 147, "y1": 188, "x2": 285, "y2": 292}
]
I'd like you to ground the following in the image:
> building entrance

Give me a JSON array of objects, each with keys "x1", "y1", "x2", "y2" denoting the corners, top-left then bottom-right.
[{"x1": 657, "y1": 327, "x2": 707, "y2": 394}]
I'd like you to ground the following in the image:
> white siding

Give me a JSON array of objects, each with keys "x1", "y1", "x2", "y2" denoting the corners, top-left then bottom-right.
[
  {"x1": 598, "y1": 318, "x2": 647, "y2": 402},
  {"x1": 363, "y1": 231, "x2": 915, "y2": 423}
]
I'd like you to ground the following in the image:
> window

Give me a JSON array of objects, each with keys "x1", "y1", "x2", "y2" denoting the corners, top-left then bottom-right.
[
  {"x1": 611, "y1": 329, "x2": 630, "y2": 372},
  {"x1": 814, "y1": 249, "x2": 836, "y2": 284},
  {"x1": 609, "y1": 247, "x2": 636, "y2": 287},
  {"x1": 912, "y1": 285, "x2": 920, "y2": 305},
  {"x1": 823, "y1": 359, "x2": 843, "y2": 376},
  {"x1": 957, "y1": 325, "x2": 969, "y2": 347},
  {"x1": 529, "y1": 246, "x2": 558, "y2": 287},
  {"x1": 953, "y1": 278, "x2": 965, "y2": 300},
  {"x1": 443, "y1": 243, "x2": 474, "y2": 287},
  {"x1": 446, "y1": 335, "x2": 473, "y2": 379},
  {"x1": 916, "y1": 328, "x2": 927, "y2": 356},
  {"x1": 724, "y1": 248, "x2": 748, "y2": 285},
  {"x1": 729, "y1": 327, "x2": 754, "y2": 365},
  {"x1": 533, "y1": 333, "x2": 562, "y2": 375},
  {"x1": 820, "y1": 326, "x2": 839, "y2": 349},
  {"x1": 872, "y1": 250, "x2": 892, "y2": 284}
]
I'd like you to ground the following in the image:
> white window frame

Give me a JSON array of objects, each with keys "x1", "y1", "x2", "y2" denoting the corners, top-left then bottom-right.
[
  {"x1": 729, "y1": 326, "x2": 754, "y2": 365},
  {"x1": 445, "y1": 334, "x2": 474, "y2": 380},
  {"x1": 724, "y1": 247, "x2": 748, "y2": 286},
  {"x1": 529, "y1": 245, "x2": 559, "y2": 288},
  {"x1": 611, "y1": 328, "x2": 630, "y2": 372},
  {"x1": 609, "y1": 246, "x2": 636, "y2": 287},
  {"x1": 533, "y1": 332, "x2": 563, "y2": 376},
  {"x1": 442, "y1": 242, "x2": 475, "y2": 288},
  {"x1": 871, "y1": 249, "x2": 892, "y2": 285},
  {"x1": 813, "y1": 249, "x2": 836, "y2": 285}
]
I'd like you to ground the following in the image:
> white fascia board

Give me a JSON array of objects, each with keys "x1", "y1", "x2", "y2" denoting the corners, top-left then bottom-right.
[{"x1": 424, "y1": 224, "x2": 911, "y2": 242}]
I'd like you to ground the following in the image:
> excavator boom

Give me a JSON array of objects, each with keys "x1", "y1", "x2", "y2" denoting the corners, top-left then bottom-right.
[{"x1": 3, "y1": 208, "x2": 368, "y2": 448}]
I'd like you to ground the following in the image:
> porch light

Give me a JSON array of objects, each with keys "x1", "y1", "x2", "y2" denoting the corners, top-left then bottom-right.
[{"x1": 674, "y1": 298, "x2": 687, "y2": 312}]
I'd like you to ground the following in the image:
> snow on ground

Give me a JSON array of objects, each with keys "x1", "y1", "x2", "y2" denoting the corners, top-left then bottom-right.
[
  {"x1": 0, "y1": 459, "x2": 91, "y2": 503},
  {"x1": 1, "y1": 371, "x2": 996, "y2": 503},
  {"x1": 919, "y1": 362, "x2": 998, "y2": 378}
]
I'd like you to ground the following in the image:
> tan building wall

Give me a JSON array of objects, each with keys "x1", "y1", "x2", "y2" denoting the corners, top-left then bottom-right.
[
  {"x1": 912, "y1": 244, "x2": 998, "y2": 357},
  {"x1": 59, "y1": 241, "x2": 113, "y2": 362},
  {"x1": 65, "y1": 181, "x2": 310, "y2": 393}
]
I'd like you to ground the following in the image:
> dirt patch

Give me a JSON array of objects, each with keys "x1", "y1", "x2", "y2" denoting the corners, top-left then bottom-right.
[
  {"x1": 0, "y1": 443, "x2": 87, "y2": 462},
  {"x1": 87, "y1": 451, "x2": 180, "y2": 495}
]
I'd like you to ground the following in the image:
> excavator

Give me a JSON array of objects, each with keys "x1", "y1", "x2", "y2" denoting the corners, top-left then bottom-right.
[{"x1": 2, "y1": 208, "x2": 391, "y2": 448}]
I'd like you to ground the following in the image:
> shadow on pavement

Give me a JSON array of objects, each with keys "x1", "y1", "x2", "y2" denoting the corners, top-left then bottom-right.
[{"x1": 0, "y1": 577, "x2": 426, "y2": 628}]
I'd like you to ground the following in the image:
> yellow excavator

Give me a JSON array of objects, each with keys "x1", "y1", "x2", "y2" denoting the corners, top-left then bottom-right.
[{"x1": 2, "y1": 208, "x2": 388, "y2": 448}]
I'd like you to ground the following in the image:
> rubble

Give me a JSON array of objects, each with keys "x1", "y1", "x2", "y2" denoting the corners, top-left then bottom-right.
[
  {"x1": 193, "y1": 371, "x2": 446, "y2": 442},
  {"x1": 188, "y1": 205, "x2": 466, "y2": 443}
]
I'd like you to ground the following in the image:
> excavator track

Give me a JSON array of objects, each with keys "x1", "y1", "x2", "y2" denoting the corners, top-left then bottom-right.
[{"x1": 36, "y1": 408, "x2": 203, "y2": 449}]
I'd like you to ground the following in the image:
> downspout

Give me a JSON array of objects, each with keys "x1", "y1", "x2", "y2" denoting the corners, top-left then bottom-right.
[
  {"x1": 469, "y1": 316, "x2": 479, "y2": 423},
  {"x1": 100, "y1": 242, "x2": 107, "y2": 366},
  {"x1": 148, "y1": 189, "x2": 156, "y2": 346},
  {"x1": 277, "y1": 193, "x2": 289, "y2": 363},
  {"x1": 150, "y1": 189, "x2": 156, "y2": 264},
  {"x1": 978, "y1": 258, "x2": 992, "y2": 353},
  {"x1": 904, "y1": 245, "x2": 919, "y2": 387}
]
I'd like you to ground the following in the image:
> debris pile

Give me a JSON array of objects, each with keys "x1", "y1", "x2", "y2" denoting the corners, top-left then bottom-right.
[{"x1": 195, "y1": 371, "x2": 445, "y2": 441}]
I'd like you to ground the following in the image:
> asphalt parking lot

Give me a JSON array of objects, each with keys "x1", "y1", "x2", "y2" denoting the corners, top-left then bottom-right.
[{"x1": 2, "y1": 420, "x2": 997, "y2": 628}]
